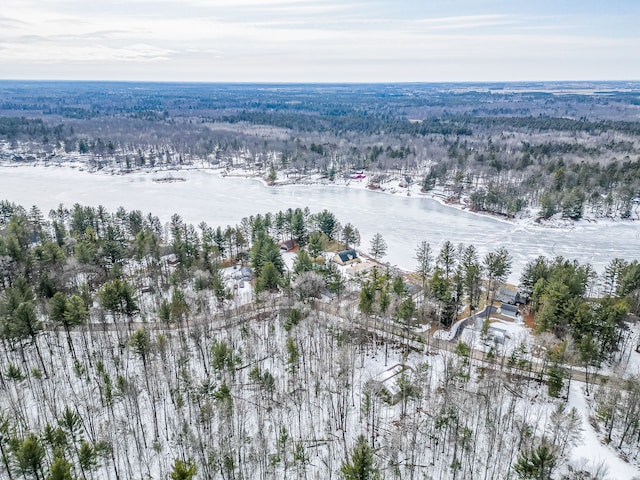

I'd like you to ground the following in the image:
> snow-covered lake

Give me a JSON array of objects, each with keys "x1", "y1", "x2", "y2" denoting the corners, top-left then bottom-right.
[{"x1": 2, "y1": 164, "x2": 639, "y2": 283}]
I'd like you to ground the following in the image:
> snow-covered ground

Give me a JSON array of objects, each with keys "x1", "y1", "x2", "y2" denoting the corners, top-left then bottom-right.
[
  {"x1": 599, "y1": 319, "x2": 640, "y2": 378},
  {"x1": 222, "y1": 265, "x2": 254, "y2": 305},
  {"x1": 568, "y1": 383, "x2": 640, "y2": 480},
  {"x1": 459, "y1": 317, "x2": 532, "y2": 356},
  {"x1": 7, "y1": 308, "x2": 633, "y2": 479}
]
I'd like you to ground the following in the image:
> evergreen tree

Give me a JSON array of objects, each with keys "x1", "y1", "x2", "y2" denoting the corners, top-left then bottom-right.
[
  {"x1": 47, "y1": 457, "x2": 74, "y2": 480},
  {"x1": 293, "y1": 250, "x2": 313, "y2": 274},
  {"x1": 415, "y1": 241, "x2": 434, "y2": 289},
  {"x1": 483, "y1": 246, "x2": 512, "y2": 304},
  {"x1": 341, "y1": 435, "x2": 380, "y2": 480},
  {"x1": 315, "y1": 210, "x2": 340, "y2": 240},
  {"x1": 396, "y1": 296, "x2": 416, "y2": 324},
  {"x1": 50, "y1": 293, "x2": 88, "y2": 359},
  {"x1": 129, "y1": 328, "x2": 151, "y2": 368},
  {"x1": 49, "y1": 292, "x2": 69, "y2": 327},
  {"x1": 14, "y1": 433, "x2": 45, "y2": 480},
  {"x1": 437, "y1": 241, "x2": 456, "y2": 279},
  {"x1": 461, "y1": 244, "x2": 482, "y2": 311},
  {"x1": 169, "y1": 458, "x2": 197, "y2": 480},
  {"x1": 513, "y1": 441, "x2": 557, "y2": 480},
  {"x1": 1, "y1": 278, "x2": 40, "y2": 342},
  {"x1": 77, "y1": 440, "x2": 99, "y2": 476},
  {"x1": 256, "y1": 261, "x2": 280, "y2": 292},
  {"x1": 290, "y1": 208, "x2": 307, "y2": 245},
  {"x1": 368, "y1": 233, "x2": 387, "y2": 261},
  {"x1": 308, "y1": 232, "x2": 324, "y2": 259},
  {"x1": 98, "y1": 279, "x2": 138, "y2": 319},
  {"x1": 359, "y1": 283, "x2": 375, "y2": 315},
  {"x1": 251, "y1": 232, "x2": 284, "y2": 278},
  {"x1": 0, "y1": 413, "x2": 14, "y2": 480},
  {"x1": 342, "y1": 223, "x2": 361, "y2": 249},
  {"x1": 170, "y1": 288, "x2": 189, "y2": 324}
]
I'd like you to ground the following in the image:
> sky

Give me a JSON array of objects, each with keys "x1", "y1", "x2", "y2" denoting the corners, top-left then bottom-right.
[{"x1": 1, "y1": 0, "x2": 639, "y2": 83}]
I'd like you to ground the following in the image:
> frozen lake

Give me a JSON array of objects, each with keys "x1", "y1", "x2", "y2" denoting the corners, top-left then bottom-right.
[{"x1": 1, "y1": 164, "x2": 638, "y2": 283}]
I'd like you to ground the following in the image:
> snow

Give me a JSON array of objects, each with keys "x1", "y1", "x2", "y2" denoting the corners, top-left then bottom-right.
[
  {"x1": 568, "y1": 383, "x2": 640, "y2": 480},
  {"x1": 434, "y1": 315, "x2": 471, "y2": 341},
  {"x1": 223, "y1": 266, "x2": 254, "y2": 305},
  {"x1": 460, "y1": 318, "x2": 532, "y2": 354},
  {"x1": 614, "y1": 321, "x2": 640, "y2": 378},
  {"x1": 281, "y1": 251, "x2": 297, "y2": 271},
  {"x1": 2, "y1": 292, "x2": 639, "y2": 478},
  {"x1": 1, "y1": 164, "x2": 639, "y2": 285}
]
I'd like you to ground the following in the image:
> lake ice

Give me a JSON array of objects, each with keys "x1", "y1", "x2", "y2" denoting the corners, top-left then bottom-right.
[{"x1": 1, "y1": 164, "x2": 638, "y2": 284}]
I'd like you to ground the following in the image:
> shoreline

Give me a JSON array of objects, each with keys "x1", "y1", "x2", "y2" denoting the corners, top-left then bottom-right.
[
  {"x1": 211, "y1": 166, "x2": 638, "y2": 230},
  {"x1": 2, "y1": 159, "x2": 638, "y2": 230}
]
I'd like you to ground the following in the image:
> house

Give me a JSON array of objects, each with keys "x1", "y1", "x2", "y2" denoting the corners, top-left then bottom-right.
[
  {"x1": 500, "y1": 303, "x2": 519, "y2": 319},
  {"x1": 496, "y1": 286, "x2": 526, "y2": 305},
  {"x1": 346, "y1": 261, "x2": 375, "y2": 276},
  {"x1": 333, "y1": 249, "x2": 360, "y2": 266},
  {"x1": 405, "y1": 282, "x2": 423, "y2": 298},
  {"x1": 241, "y1": 267, "x2": 253, "y2": 281},
  {"x1": 488, "y1": 327, "x2": 506, "y2": 344},
  {"x1": 279, "y1": 239, "x2": 297, "y2": 252},
  {"x1": 163, "y1": 253, "x2": 180, "y2": 266}
]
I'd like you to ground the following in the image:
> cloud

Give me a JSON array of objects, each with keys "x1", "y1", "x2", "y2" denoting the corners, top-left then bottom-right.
[
  {"x1": 413, "y1": 14, "x2": 516, "y2": 30},
  {"x1": 0, "y1": 16, "x2": 28, "y2": 29},
  {"x1": 1, "y1": 43, "x2": 174, "y2": 63},
  {"x1": 122, "y1": 0, "x2": 329, "y2": 7},
  {"x1": 0, "y1": 0, "x2": 638, "y2": 81}
]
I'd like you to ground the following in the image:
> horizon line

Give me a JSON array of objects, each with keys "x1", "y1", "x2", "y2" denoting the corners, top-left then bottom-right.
[{"x1": 1, "y1": 78, "x2": 639, "y2": 85}]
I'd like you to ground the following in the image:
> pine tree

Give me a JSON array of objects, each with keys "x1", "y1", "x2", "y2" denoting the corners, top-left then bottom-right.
[
  {"x1": 14, "y1": 433, "x2": 45, "y2": 480},
  {"x1": 294, "y1": 250, "x2": 313, "y2": 274},
  {"x1": 256, "y1": 261, "x2": 280, "y2": 292},
  {"x1": 129, "y1": 328, "x2": 151, "y2": 369},
  {"x1": 513, "y1": 440, "x2": 557, "y2": 480},
  {"x1": 315, "y1": 210, "x2": 339, "y2": 240},
  {"x1": 415, "y1": 241, "x2": 433, "y2": 289},
  {"x1": 368, "y1": 233, "x2": 387, "y2": 261},
  {"x1": 308, "y1": 232, "x2": 324, "y2": 259},
  {"x1": 48, "y1": 457, "x2": 73, "y2": 480},
  {"x1": 98, "y1": 278, "x2": 138, "y2": 319},
  {"x1": 77, "y1": 440, "x2": 99, "y2": 475},
  {"x1": 342, "y1": 223, "x2": 361, "y2": 249},
  {"x1": 169, "y1": 458, "x2": 197, "y2": 480},
  {"x1": 341, "y1": 435, "x2": 380, "y2": 480}
]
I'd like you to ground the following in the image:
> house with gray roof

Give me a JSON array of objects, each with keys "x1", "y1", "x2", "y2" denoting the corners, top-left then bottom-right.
[
  {"x1": 500, "y1": 303, "x2": 519, "y2": 319},
  {"x1": 333, "y1": 249, "x2": 360, "y2": 266}
]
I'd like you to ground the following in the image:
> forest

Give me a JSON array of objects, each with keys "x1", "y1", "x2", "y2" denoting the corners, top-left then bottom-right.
[
  {"x1": 1, "y1": 199, "x2": 640, "y2": 479},
  {"x1": 1, "y1": 81, "x2": 640, "y2": 221}
]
